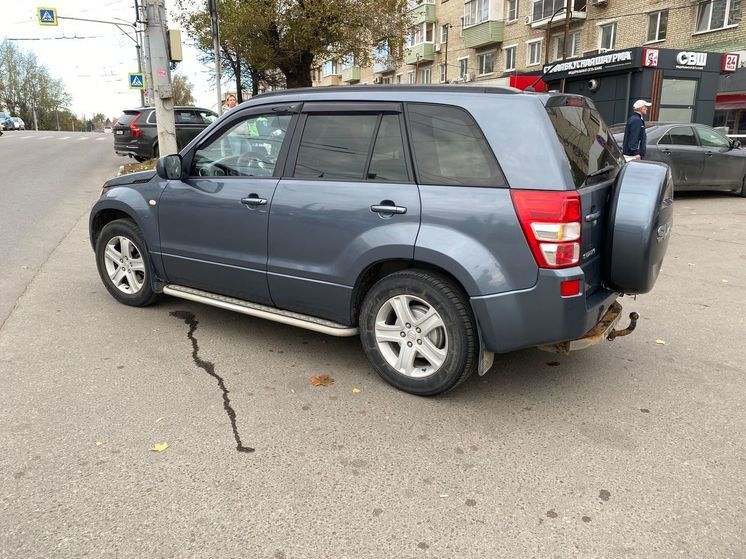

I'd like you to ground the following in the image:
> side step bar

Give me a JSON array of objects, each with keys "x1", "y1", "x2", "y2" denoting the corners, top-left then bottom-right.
[{"x1": 163, "y1": 284, "x2": 358, "y2": 337}]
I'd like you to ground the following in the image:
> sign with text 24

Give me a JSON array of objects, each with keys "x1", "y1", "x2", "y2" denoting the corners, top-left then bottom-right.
[{"x1": 722, "y1": 53, "x2": 740, "y2": 73}]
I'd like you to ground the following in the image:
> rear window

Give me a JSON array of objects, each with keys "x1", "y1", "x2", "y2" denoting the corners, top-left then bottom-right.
[
  {"x1": 545, "y1": 96, "x2": 623, "y2": 188},
  {"x1": 116, "y1": 111, "x2": 140, "y2": 126}
]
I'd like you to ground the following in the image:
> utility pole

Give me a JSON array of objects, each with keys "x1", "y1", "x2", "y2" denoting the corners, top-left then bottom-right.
[
  {"x1": 562, "y1": 3, "x2": 571, "y2": 60},
  {"x1": 208, "y1": 0, "x2": 223, "y2": 115},
  {"x1": 135, "y1": 0, "x2": 145, "y2": 107},
  {"x1": 144, "y1": 0, "x2": 177, "y2": 156}
]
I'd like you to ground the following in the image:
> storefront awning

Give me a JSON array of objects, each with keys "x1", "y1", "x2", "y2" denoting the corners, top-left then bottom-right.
[{"x1": 716, "y1": 93, "x2": 746, "y2": 110}]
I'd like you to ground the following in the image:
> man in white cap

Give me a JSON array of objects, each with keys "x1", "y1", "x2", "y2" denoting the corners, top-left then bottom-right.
[{"x1": 622, "y1": 99, "x2": 652, "y2": 160}]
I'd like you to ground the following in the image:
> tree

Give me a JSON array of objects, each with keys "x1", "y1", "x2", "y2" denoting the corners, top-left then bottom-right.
[
  {"x1": 172, "y1": 74, "x2": 195, "y2": 105},
  {"x1": 177, "y1": 0, "x2": 410, "y2": 90}
]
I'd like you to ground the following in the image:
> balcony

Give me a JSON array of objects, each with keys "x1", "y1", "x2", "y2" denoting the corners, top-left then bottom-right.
[
  {"x1": 341, "y1": 66, "x2": 361, "y2": 82},
  {"x1": 320, "y1": 75, "x2": 342, "y2": 86},
  {"x1": 410, "y1": 2, "x2": 436, "y2": 25},
  {"x1": 530, "y1": 0, "x2": 586, "y2": 29},
  {"x1": 463, "y1": 20, "x2": 504, "y2": 49},
  {"x1": 372, "y1": 58, "x2": 398, "y2": 73},
  {"x1": 404, "y1": 43, "x2": 435, "y2": 65}
]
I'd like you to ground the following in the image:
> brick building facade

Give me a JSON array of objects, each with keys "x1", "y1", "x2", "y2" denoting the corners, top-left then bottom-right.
[{"x1": 312, "y1": 0, "x2": 744, "y2": 88}]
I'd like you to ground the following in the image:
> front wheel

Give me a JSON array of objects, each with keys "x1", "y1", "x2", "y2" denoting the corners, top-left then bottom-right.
[
  {"x1": 95, "y1": 219, "x2": 160, "y2": 307},
  {"x1": 359, "y1": 270, "x2": 478, "y2": 396}
]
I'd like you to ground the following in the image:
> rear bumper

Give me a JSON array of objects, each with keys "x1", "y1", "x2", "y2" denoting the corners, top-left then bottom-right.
[
  {"x1": 471, "y1": 268, "x2": 619, "y2": 354},
  {"x1": 114, "y1": 138, "x2": 149, "y2": 158}
]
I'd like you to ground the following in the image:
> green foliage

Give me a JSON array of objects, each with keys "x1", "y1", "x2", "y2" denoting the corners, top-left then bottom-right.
[
  {"x1": 176, "y1": 0, "x2": 410, "y2": 89},
  {"x1": 172, "y1": 75, "x2": 195, "y2": 105},
  {"x1": 0, "y1": 40, "x2": 72, "y2": 130}
]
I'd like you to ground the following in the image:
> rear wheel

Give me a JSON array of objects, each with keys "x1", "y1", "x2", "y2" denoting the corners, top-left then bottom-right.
[
  {"x1": 740, "y1": 175, "x2": 746, "y2": 197},
  {"x1": 152, "y1": 141, "x2": 159, "y2": 159},
  {"x1": 95, "y1": 219, "x2": 160, "y2": 307},
  {"x1": 359, "y1": 270, "x2": 478, "y2": 396}
]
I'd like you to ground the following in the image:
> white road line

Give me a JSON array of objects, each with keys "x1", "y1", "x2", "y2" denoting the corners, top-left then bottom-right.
[
  {"x1": 58, "y1": 136, "x2": 71, "y2": 140},
  {"x1": 20, "y1": 136, "x2": 33, "y2": 139},
  {"x1": 96, "y1": 137, "x2": 107, "y2": 141},
  {"x1": 77, "y1": 137, "x2": 89, "y2": 141}
]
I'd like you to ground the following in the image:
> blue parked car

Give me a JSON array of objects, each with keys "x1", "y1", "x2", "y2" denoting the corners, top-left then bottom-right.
[{"x1": 90, "y1": 86, "x2": 673, "y2": 395}]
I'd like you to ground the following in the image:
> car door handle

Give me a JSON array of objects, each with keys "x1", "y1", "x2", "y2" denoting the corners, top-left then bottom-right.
[
  {"x1": 241, "y1": 195, "x2": 268, "y2": 206},
  {"x1": 370, "y1": 204, "x2": 407, "y2": 215},
  {"x1": 660, "y1": 149, "x2": 671, "y2": 155},
  {"x1": 705, "y1": 151, "x2": 714, "y2": 157}
]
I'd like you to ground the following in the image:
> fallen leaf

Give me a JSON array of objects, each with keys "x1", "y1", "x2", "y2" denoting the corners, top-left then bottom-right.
[
  {"x1": 150, "y1": 442, "x2": 169, "y2": 453},
  {"x1": 352, "y1": 387, "x2": 361, "y2": 394},
  {"x1": 722, "y1": 279, "x2": 729, "y2": 283},
  {"x1": 655, "y1": 339, "x2": 666, "y2": 345},
  {"x1": 95, "y1": 441, "x2": 106, "y2": 447},
  {"x1": 439, "y1": 494, "x2": 449, "y2": 498},
  {"x1": 310, "y1": 374, "x2": 335, "y2": 387},
  {"x1": 155, "y1": 417, "x2": 164, "y2": 424}
]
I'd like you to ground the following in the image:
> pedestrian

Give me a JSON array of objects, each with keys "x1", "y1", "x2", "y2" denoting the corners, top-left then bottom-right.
[
  {"x1": 223, "y1": 94, "x2": 237, "y2": 112},
  {"x1": 622, "y1": 99, "x2": 652, "y2": 160}
]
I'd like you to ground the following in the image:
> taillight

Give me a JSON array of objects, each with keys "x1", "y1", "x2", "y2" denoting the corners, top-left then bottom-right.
[
  {"x1": 511, "y1": 190, "x2": 581, "y2": 269},
  {"x1": 130, "y1": 113, "x2": 142, "y2": 138}
]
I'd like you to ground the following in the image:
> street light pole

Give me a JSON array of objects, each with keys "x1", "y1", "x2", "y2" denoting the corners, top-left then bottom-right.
[{"x1": 208, "y1": 0, "x2": 223, "y2": 115}]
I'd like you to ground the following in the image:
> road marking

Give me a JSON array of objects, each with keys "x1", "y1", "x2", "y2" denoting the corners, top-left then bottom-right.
[
  {"x1": 77, "y1": 137, "x2": 89, "y2": 141},
  {"x1": 37, "y1": 136, "x2": 51, "y2": 139},
  {"x1": 58, "y1": 136, "x2": 71, "y2": 140},
  {"x1": 96, "y1": 137, "x2": 107, "y2": 141},
  {"x1": 20, "y1": 135, "x2": 33, "y2": 139}
]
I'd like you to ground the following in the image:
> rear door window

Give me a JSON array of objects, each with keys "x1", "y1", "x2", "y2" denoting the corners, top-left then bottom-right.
[
  {"x1": 665, "y1": 126, "x2": 697, "y2": 146},
  {"x1": 175, "y1": 110, "x2": 202, "y2": 124},
  {"x1": 406, "y1": 104, "x2": 504, "y2": 187},
  {"x1": 367, "y1": 115, "x2": 409, "y2": 182},
  {"x1": 294, "y1": 114, "x2": 379, "y2": 179},
  {"x1": 545, "y1": 96, "x2": 622, "y2": 188},
  {"x1": 116, "y1": 111, "x2": 140, "y2": 126}
]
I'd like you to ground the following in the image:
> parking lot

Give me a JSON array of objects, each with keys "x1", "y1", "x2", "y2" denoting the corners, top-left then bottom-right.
[{"x1": 0, "y1": 135, "x2": 744, "y2": 558}]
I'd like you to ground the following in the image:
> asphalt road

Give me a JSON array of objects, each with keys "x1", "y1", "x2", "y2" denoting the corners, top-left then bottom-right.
[
  {"x1": 0, "y1": 142, "x2": 744, "y2": 557},
  {"x1": 0, "y1": 130, "x2": 122, "y2": 328}
]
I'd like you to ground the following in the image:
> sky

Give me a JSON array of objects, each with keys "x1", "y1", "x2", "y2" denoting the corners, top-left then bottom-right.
[{"x1": 0, "y1": 0, "x2": 229, "y2": 119}]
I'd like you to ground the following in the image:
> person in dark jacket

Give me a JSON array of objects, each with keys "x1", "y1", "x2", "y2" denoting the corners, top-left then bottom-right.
[{"x1": 622, "y1": 99, "x2": 652, "y2": 159}]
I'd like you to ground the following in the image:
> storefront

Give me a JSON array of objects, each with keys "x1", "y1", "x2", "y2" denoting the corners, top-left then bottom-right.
[
  {"x1": 541, "y1": 47, "x2": 740, "y2": 127},
  {"x1": 715, "y1": 64, "x2": 746, "y2": 138}
]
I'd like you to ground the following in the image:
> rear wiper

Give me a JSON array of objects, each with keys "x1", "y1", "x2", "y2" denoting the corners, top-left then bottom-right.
[{"x1": 587, "y1": 165, "x2": 616, "y2": 178}]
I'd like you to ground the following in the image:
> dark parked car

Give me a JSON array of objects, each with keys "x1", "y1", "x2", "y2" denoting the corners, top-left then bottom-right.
[
  {"x1": 114, "y1": 106, "x2": 218, "y2": 162},
  {"x1": 91, "y1": 86, "x2": 673, "y2": 395},
  {"x1": 612, "y1": 122, "x2": 746, "y2": 196}
]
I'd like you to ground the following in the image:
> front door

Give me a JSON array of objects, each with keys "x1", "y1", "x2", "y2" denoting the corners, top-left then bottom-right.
[
  {"x1": 267, "y1": 104, "x2": 421, "y2": 324},
  {"x1": 696, "y1": 125, "x2": 745, "y2": 189},
  {"x1": 158, "y1": 108, "x2": 295, "y2": 304}
]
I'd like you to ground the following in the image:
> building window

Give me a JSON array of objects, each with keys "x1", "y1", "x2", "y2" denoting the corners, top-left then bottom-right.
[
  {"x1": 551, "y1": 31, "x2": 581, "y2": 60},
  {"x1": 507, "y1": 0, "x2": 519, "y2": 21},
  {"x1": 464, "y1": 0, "x2": 490, "y2": 27},
  {"x1": 341, "y1": 54, "x2": 356, "y2": 70},
  {"x1": 382, "y1": 77, "x2": 392, "y2": 84},
  {"x1": 408, "y1": 71, "x2": 416, "y2": 84},
  {"x1": 504, "y1": 45, "x2": 517, "y2": 71},
  {"x1": 527, "y1": 39, "x2": 543, "y2": 66},
  {"x1": 647, "y1": 10, "x2": 668, "y2": 42},
  {"x1": 408, "y1": 0, "x2": 435, "y2": 8},
  {"x1": 532, "y1": 0, "x2": 587, "y2": 22},
  {"x1": 696, "y1": 0, "x2": 741, "y2": 32},
  {"x1": 396, "y1": 73, "x2": 403, "y2": 83},
  {"x1": 477, "y1": 52, "x2": 495, "y2": 74},
  {"x1": 322, "y1": 60, "x2": 338, "y2": 76},
  {"x1": 459, "y1": 16, "x2": 465, "y2": 36},
  {"x1": 407, "y1": 22, "x2": 436, "y2": 47},
  {"x1": 439, "y1": 63, "x2": 447, "y2": 82},
  {"x1": 599, "y1": 22, "x2": 617, "y2": 50},
  {"x1": 458, "y1": 57, "x2": 468, "y2": 79},
  {"x1": 441, "y1": 24, "x2": 449, "y2": 43},
  {"x1": 420, "y1": 67, "x2": 432, "y2": 84}
]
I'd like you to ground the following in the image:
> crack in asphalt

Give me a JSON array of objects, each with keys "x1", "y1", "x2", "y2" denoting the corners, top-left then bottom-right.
[{"x1": 170, "y1": 310, "x2": 254, "y2": 454}]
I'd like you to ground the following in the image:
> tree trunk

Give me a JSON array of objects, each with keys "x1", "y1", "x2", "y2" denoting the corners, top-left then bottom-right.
[
  {"x1": 235, "y1": 69, "x2": 243, "y2": 103},
  {"x1": 281, "y1": 52, "x2": 314, "y2": 88},
  {"x1": 250, "y1": 67, "x2": 260, "y2": 96}
]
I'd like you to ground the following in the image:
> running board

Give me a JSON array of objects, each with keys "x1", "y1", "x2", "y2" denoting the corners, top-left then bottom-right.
[{"x1": 163, "y1": 284, "x2": 358, "y2": 337}]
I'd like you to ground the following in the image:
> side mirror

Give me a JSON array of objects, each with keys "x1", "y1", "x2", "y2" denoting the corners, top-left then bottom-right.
[{"x1": 156, "y1": 154, "x2": 184, "y2": 180}]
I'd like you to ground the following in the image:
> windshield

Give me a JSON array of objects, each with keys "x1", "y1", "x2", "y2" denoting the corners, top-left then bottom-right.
[
  {"x1": 116, "y1": 111, "x2": 139, "y2": 126},
  {"x1": 545, "y1": 96, "x2": 624, "y2": 188}
]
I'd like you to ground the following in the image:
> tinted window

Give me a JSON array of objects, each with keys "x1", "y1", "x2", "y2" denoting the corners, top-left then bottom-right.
[
  {"x1": 117, "y1": 111, "x2": 140, "y2": 126},
  {"x1": 191, "y1": 113, "x2": 291, "y2": 177},
  {"x1": 545, "y1": 97, "x2": 622, "y2": 188},
  {"x1": 408, "y1": 104, "x2": 504, "y2": 187},
  {"x1": 367, "y1": 115, "x2": 409, "y2": 182},
  {"x1": 697, "y1": 126, "x2": 729, "y2": 148},
  {"x1": 295, "y1": 114, "x2": 378, "y2": 179},
  {"x1": 198, "y1": 110, "x2": 217, "y2": 125},
  {"x1": 175, "y1": 110, "x2": 202, "y2": 124},
  {"x1": 666, "y1": 126, "x2": 697, "y2": 146}
]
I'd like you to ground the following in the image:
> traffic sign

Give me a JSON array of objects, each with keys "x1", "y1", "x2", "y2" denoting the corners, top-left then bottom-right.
[
  {"x1": 128, "y1": 73, "x2": 146, "y2": 90},
  {"x1": 37, "y1": 7, "x2": 57, "y2": 26}
]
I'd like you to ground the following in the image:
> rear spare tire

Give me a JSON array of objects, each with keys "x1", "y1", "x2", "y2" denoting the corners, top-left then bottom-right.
[{"x1": 605, "y1": 160, "x2": 673, "y2": 295}]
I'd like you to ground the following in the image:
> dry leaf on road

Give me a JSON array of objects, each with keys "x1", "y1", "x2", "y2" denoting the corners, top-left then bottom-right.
[
  {"x1": 150, "y1": 442, "x2": 169, "y2": 453},
  {"x1": 655, "y1": 339, "x2": 667, "y2": 345},
  {"x1": 352, "y1": 387, "x2": 361, "y2": 393},
  {"x1": 155, "y1": 417, "x2": 164, "y2": 424},
  {"x1": 310, "y1": 374, "x2": 335, "y2": 387},
  {"x1": 95, "y1": 441, "x2": 106, "y2": 447}
]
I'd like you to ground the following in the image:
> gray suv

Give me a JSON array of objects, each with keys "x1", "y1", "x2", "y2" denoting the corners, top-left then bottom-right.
[{"x1": 90, "y1": 86, "x2": 673, "y2": 395}]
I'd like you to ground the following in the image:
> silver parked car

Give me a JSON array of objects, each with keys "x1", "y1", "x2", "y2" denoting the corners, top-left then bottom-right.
[
  {"x1": 11, "y1": 117, "x2": 25, "y2": 130},
  {"x1": 612, "y1": 122, "x2": 746, "y2": 196}
]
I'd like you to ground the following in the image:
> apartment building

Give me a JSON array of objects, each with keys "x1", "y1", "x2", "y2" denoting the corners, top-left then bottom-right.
[{"x1": 313, "y1": 1, "x2": 743, "y2": 87}]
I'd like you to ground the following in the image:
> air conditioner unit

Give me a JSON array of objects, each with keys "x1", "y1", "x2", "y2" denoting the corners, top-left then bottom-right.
[
  {"x1": 373, "y1": 76, "x2": 382, "y2": 84},
  {"x1": 592, "y1": 0, "x2": 608, "y2": 5},
  {"x1": 434, "y1": 43, "x2": 442, "y2": 53},
  {"x1": 525, "y1": 16, "x2": 531, "y2": 24}
]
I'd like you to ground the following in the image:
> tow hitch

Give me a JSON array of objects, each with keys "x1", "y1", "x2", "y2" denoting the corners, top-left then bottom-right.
[{"x1": 540, "y1": 302, "x2": 639, "y2": 355}]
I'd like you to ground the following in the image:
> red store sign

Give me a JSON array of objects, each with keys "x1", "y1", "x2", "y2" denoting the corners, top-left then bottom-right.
[{"x1": 722, "y1": 53, "x2": 740, "y2": 73}]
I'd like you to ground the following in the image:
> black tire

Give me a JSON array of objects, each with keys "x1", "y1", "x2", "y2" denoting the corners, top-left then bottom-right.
[
  {"x1": 153, "y1": 141, "x2": 159, "y2": 159},
  {"x1": 740, "y1": 175, "x2": 746, "y2": 197},
  {"x1": 95, "y1": 219, "x2": 160, "y2": 307},
  {"x1": 359, "y1": 270, "x2": 478, "y2": 396},
  {"x1": 133, "y1": 156, "x2": 147, "y2": 163}
]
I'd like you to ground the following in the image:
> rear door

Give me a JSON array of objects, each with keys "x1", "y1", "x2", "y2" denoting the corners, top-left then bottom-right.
[
  {"x1": 174, "y1": 109, "x2": 204, "y2": 150},
  {"x1": 544, "y1": 96, "x2": 624, "y2": 293},
  {"x1": 267, "y1": 102, "x2": 420, "y2": 324},
  {"x1": 654, "y1": 126, "x2": 704, "y2": 189},
  {"x1": 696, "y1": 125, "x2": 745, "y2": 189}
]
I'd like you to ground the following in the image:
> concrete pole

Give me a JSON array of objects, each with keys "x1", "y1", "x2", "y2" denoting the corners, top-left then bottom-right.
[
  {"x1": 144, "y1": 0, "x2": 177, "y2": 156},
  {"x1": 208, "y1": 0, "x2": 223, "y2": 115}
]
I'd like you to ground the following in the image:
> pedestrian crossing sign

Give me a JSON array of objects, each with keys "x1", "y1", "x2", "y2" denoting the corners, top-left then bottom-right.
[
  {"x1": 37, "y1": 7, "x2": 58, "y2": 26},
  {"x1": 128, "y1": 73, "x2": 146, "y2": 90}
]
